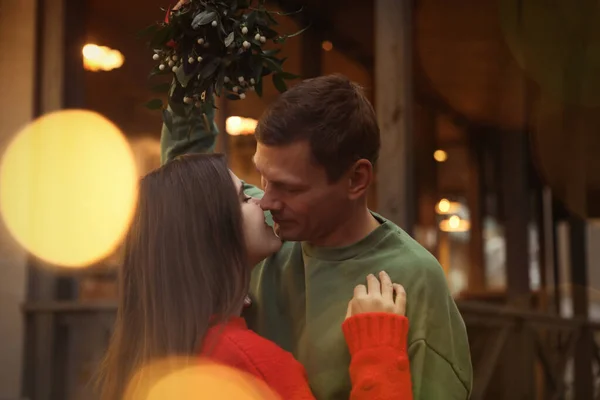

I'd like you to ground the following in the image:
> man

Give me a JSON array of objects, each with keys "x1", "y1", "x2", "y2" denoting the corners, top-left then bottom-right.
[{"x1": 161, "y1": 74, "x2": 472, "y2": 399}]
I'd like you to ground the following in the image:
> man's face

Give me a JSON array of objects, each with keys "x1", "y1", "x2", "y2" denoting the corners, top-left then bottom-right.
[{"x1": 253, "y1": 141, "x2": 348, "y2": 243}]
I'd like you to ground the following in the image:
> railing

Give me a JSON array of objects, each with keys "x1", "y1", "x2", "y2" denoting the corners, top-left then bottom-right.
[
  {"x1": 459, "y1": 301, "x2": 600, "y2": 400},
  {"x1": 21, "y1": 302, "x2": 116, "y2": 400},
  {"x1": 21, "y1": 300, "x2": 600, "y2": 400}
]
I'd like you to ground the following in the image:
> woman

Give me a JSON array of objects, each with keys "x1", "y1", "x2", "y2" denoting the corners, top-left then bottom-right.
[{"x1": 99, "y1": 154, "x2": 412, "y2": 400}]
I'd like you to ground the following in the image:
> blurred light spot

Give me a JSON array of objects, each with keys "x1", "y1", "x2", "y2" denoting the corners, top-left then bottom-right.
[
  {"x1": 439, "y1": 215, "x2": 470, "y2": 232},
  {"x1": 322, "y1": 40, "x2": 333, "y2": 51},
  {"x1": 436, "y1": 198, "x2": 461, "y2": 215},
  {"x1": 129, "y1": 137, "x2": 161, "y2": 177},
  {"x1": 438, "y1": 199, "x2": 450, "y2": 213},
  {"x1": 226, "y1": 116, "x2": 258, "y2": 136},
  {"x1": 0, "y1": 110, "x2": 138, "y2": 267},
  {"x1": 83, "y1": 44, "x2": 124, "y2": 71},
  {"x1": 124, "y1": 357, "x2": 281, "y2": 400},
  {"x1": 433, "y1": 149, "x2": 447, "y2": 162}
]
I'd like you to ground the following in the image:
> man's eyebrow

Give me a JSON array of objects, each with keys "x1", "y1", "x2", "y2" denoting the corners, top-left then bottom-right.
[
  {"x1": 237, "y1": 181, "x2": 245, "y2": 198},
  {"x1": 271, "y1": 179, "x2": 307, "y2": 188}
]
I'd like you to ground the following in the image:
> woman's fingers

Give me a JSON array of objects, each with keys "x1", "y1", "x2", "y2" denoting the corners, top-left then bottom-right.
[
  {"x1": 172, "y1": 0, "x2": 190, "y2": 11},
  {"x1": 394, "y1": 284, "x2": 407, "y2": 315},
  {"x1": 379, "y1": 271, "x2": 393, "y2": 301},
  {"x1": 354, "y1": 284, "x2": 367, "y2": 298},
  {"x1": 366, "y1": 273, "x2": 380, "y2": 296},
  {"x1": 348, "y1": 278, "x2": 407, "y2": 318}
]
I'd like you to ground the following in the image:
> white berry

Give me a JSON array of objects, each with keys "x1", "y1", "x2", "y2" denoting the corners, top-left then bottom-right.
[
  {"x1": 183, "y1": 97, "x2": 193, "y2": 104},
  {"x1": 211, "y1": 20, "x2": 217, "y2": 27},
  {"x1": 223, "y1": 10, "x2": 228, "y2": 16},
  {"x1": 238, "y1": 76, "x2": 244, "y2": 83},
  {"x1": 250, "y1": 78, "x2": 255, "y2": 84},
  {"x1": 224, "y1": 76, "x2": 230, "y2": 83},
  {"x1": 197, "y1": 56, "x2": 203, "y2": 62},
  {"x1": 197, "y1": 38, "x2": 205, "y2": 45},
  {"x1": 242, "y1": 41, "x2": 250, "y2": 49},
  {"x1": 260, "y1": 36, "x2": 266, "y2": 43},
  {"x1": 239, "y1": 93, "x2": 246, "y2": 99},
  {"x1": 232, "y1": 86, "x2": 239, "y2": 93},
  {"x1": 152, "y1": 54, "x2": 160, "y2": 60},
  {"x1": 159, "y1": 64, "x2": 165, "y2": 71},
  {"x1": 254, "y1": 33, "x2": 261, "y2": 41},
  {"x1": 188, "y1": 57, "x2": 195, "y2": 63},
  {"x1": 242, "y1": 26, "x2": 248, "y2": 34},
  {"x1": 168, "y1": 60, "x2": 175, "y2": 67},
  {"x1": 172, "y1": 55, "x2": 178, "y2": 61},
  {"x1": 249, "y1": 86, "x2": 255, "y2": 91},
  {"x1": 172, "y1": 66, "x2": 178, "y2": 72},
  {"x1": 203, "y1": 42, "x2": 209, "y2": 48}
]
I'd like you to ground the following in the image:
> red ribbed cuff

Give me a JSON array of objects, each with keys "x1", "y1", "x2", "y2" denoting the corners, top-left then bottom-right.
[{"x1": 342, "y1": 313, "x2": 409, "y2": 356}]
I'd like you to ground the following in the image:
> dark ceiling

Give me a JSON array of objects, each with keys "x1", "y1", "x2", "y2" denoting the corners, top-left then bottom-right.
[{"x1": 83, "y1": 0, "x2": 600, "y2": 217}]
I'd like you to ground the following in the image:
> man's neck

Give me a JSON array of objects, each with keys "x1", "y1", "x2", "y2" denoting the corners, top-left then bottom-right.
[{"x1": 309, "y1": 207, "x2": 380, "y2": 248}]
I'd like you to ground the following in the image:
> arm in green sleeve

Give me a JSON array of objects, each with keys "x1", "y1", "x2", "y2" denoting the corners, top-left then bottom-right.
[
  {"x1": 392, "y1": 250, "x2": 472, "y2": 400},
  {"x1": 158, "y1": 82, "x2": 269, "y2": 216},
  {"x1": 408, "y1": 340, "x2": 470, "y2": 400},
  {"x1": 160, "y1": 82, "x2": 219, "y2": 165}
]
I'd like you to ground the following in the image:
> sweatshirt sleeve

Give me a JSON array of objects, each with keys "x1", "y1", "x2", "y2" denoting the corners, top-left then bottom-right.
[
  {"x1": 342, "y1": 313, "x2": 413, "y2": 400},
  {"x1": 160, "y1": 80, "x2": 219, "y2": 165}
]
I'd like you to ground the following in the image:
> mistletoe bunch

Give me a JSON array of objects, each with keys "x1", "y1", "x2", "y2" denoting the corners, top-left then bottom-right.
[{"x1": 143, "y1": 0, "x2": 305, "y2": 113}]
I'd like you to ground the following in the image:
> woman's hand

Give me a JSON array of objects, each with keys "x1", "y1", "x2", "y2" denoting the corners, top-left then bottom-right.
[
  {"x1": 346, "y1": 271, "x2": 406, "y2": 319},
  {"x1": 172, "y1": 0, "x2": 190, "y2": 11}
]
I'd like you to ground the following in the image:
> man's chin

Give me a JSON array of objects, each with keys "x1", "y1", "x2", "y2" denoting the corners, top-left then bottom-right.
[
  {"x1": 273, "y1": 223, "x2": 291, "y2": 241},
  {"x1": 272, "y1": 223, "x2": 281, "y2": 239},
  {"x1": 272, "y1": 223, "x2": 301, "y2": 242}
]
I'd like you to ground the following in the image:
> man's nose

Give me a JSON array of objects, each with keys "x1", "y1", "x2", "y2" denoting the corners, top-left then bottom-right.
[{"x1": 259, "y1": 190, "x2": 282, "y2": 211}]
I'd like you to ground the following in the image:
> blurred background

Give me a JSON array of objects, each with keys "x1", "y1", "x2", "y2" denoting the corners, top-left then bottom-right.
[{"x1": 1, "y1": 0, "x2": 600, "y2": 399}]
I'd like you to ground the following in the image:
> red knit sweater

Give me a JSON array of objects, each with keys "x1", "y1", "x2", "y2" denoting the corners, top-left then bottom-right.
[{"x1": 200, "y1": 313, "x2": 413, "y2": 399}]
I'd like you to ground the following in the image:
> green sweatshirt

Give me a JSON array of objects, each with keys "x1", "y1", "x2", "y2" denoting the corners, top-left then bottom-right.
[{"x1": 161, "y1": 104, "x2": 473, "y2": 400}]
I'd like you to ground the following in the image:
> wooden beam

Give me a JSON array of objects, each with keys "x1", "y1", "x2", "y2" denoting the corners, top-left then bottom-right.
[{"x1": 374, "y1": 0, "x2": 415, "y2": 232}]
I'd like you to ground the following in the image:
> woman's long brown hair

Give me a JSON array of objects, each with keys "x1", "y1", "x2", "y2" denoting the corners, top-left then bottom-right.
[{"x1": 98, "y1": 154, "x2": 249, "y2": 400}]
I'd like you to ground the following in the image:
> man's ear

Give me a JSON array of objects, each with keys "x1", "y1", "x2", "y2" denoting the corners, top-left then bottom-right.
[{"x1": 347, "y1": 159, "x2": 373, "y2": 200}]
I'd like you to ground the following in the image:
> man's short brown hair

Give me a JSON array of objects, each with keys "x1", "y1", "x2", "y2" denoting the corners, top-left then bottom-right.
[{"x1": 255, "y1": 74, "x2": 380, "y2": 182}]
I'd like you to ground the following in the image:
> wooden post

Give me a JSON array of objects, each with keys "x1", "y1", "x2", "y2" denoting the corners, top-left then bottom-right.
[
  {"x1": 375, "y1": 0, "x2": 415, "y2": 233},
  {"x1": 565, "y1": 104, "x2": 593, "y2": 399},
  {"x1": 569, "y1": 215, "x2": 593, "y2": 400},
  {"x1": 0, "y1": 2, "x2": 37, "y2": 399},
  {"x1": 502, "y1": 139, "x2": 531, "y2": 304},
  {"x1": 414, "y1": 105, "x2": 437, "y2": 254},
  {"x1": 301, "y1": 29, "x2": 323, "y2": 79},
  {"x1": 467, "y1": 135, "x2": 485, "y2": 292},
  {"x1": 23, "y1": 1, "x2": 67, "y2": 399},
  {"x1": 215, "y1": 95, "x2": 229, "y2": 155},
  {"x1": 500, "y1": 130, "x2": 535, "y2": 400},
  {"x1": 63, "y1": 0, "x2": 86, "y2": 109}
]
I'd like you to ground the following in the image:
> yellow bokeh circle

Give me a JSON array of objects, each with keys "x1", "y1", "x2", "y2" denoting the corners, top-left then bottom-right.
[
  {"x1": 0, "y1": 110, "x2": 138, "y2": 267},
  {"x1": 124, "y1": 357, "x2": 281, "y2": 400}
]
